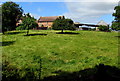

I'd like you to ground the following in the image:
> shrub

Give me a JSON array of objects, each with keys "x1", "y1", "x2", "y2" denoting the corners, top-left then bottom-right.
[
  {"x1": 90, "y1": 28, "x2": 96, "y2": 31},
  {"x1": 98, "y1": 25, "x2": 109, "y2": 31}
]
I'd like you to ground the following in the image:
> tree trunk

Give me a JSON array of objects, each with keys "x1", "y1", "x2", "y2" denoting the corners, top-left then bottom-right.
[
  {"x1": 27, "y1": 29, "x2": 29, "y2": 35},
  {"x1": 61, "y1": 29, "x2": 63, "y2": 33}
]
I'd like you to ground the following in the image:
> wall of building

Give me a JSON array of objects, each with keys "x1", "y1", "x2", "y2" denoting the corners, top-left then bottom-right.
[
  {"x1": 38, "y1": 21, "x2": 53, "y2": 28},
  {"x1": 16, "y1": 20, "x2": 22, "y2": 26}
]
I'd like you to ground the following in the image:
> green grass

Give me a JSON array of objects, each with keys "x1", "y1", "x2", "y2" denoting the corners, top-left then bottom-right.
[{"x1": 2, "y1": 30, "x2": 119, "y2": 79}]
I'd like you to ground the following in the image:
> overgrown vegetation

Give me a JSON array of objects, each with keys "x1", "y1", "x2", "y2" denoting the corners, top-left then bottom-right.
[{"x1": 2, "y1": 30, "x2": 118, "y2": 80}]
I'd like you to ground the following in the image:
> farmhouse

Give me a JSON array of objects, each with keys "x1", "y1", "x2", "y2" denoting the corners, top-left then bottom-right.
[{"x1": 37, "y1": 16, "x2": 63, "y2": 29}]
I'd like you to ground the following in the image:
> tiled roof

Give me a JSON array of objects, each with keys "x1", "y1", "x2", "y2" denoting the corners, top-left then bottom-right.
[{"x1": 38, "y1": 16, "x2": 63, "y2": 22}]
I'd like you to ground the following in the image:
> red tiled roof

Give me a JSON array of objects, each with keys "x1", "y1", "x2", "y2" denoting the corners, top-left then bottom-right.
[{"x1": 38, "y1": 16, "x2": 63, "y2": 22}]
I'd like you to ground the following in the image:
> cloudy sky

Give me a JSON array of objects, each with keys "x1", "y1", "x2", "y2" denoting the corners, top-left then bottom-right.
[{"x1": 1, "y1": 0, "x2": 120, "y2": 24}]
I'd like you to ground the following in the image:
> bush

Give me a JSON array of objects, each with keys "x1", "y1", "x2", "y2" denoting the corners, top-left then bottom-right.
[{"x1": 98, "y1": 25, "x2": 109, "y2": 31}]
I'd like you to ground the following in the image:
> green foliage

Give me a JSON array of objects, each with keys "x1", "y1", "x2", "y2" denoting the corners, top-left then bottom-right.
[
  {"x1": 90, "y1": 28, "x2": 96, "y2": 31},
  {"x1": 16, "y1": 13, "x2": 38, "y2": 35},
  {"x1": 111, "y1": 22, "x2": 120, "y2": 31},
  {"x1": 98, "y1": 25, "x2": 109, "y2": 31},
  {"x1": 16, "y1": 25, "x2": 25, "y2": 30},
  {"x1": 112, "y1": 5, "x2": 120, "y2": 30},
  {"x1": 52, "y1": 16, "x2": 75, "y2": 32},
  {"x1": 113, "y1": 6, "x2": 120, "y2": 22},
  {"x1": 2, "y1": 1, "x2": 23, "y2": 33}
]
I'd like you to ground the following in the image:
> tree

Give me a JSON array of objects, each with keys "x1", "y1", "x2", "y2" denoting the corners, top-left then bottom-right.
[
  {"x1": 17, "y1": 13, "x2": 38, "y2": 35},
  {"x1": 111, "y1": 5, "x2": 120, "y2": 30},
  {"x1": 98, "y1": 25, "x2": 109, "y2": 31},
  {"x1": 2, "y1": 1, "x2": 23, "y2": 34},
  {"x1": 52, "y1": 16, "x2": 75, "y2": 33}
]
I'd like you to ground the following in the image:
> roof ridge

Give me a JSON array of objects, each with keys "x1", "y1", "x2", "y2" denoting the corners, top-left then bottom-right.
[
  {"x1": 40, "y1": 16, "x2": 62, "y2": 17},
  {"x1": 38, "y1": 16, "x2": 63, "y2": 21}
]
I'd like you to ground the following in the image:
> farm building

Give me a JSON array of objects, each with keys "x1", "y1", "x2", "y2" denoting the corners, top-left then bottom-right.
[
  {"x1": 96, "y1": 20, "x2": 109, "y2": 31},
  {"x1": 97, "y1": 20, "x2": 109, "y2": 26},
  {"x1": 37, "y1": 16, "x2": 63, "y2": 29},
  {"x1": 75, "y1": 20, "x2": 109, "y2": 31}
]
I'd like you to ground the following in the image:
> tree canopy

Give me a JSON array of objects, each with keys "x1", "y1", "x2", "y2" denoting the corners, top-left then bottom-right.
[
  {"x1": 52, "y1": 16, "x2": 75, "y2": 33},
  {"x1": 16, "y1": 13, "x2": 38, "y2": 35},
  {"x1": 2, "y1": 1, "x2": 23, "y2": 34},
  {"x1": 111, "y1": 5, "x2": 120, "y2": 30}
]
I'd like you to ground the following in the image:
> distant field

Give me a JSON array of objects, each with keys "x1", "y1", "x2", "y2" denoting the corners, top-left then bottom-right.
[{"x1": 2, "y1": 30, "x2": 119, "y2": 79}]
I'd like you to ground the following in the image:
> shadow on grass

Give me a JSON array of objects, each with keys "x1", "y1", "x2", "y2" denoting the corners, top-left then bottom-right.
[
  {"x1": 2, "y1": 64, "x2": 120, "y2": 81},
  {"x1": 42, "y1": 64, "x2": 120, "y2": 81},
  {"x1": 56, "y1": 32, "x2": 79, "y2": 35},
  {"x1": 24, "y1": 33, "x2": 47, "y2": 36},
  {"x1": 115, "y1": 36, "x2": 120, "y2": 38},
  {"x1": 6, "y1": 31, "x2": 26, "y2": 35},
  {"x1": 1, "y1": 41, "x2": 15, "y2": 46}
]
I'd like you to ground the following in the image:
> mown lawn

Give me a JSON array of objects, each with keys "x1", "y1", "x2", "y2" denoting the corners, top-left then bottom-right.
[{"x1": 2, "y1": 30, "x2": 119, "y2": 79}]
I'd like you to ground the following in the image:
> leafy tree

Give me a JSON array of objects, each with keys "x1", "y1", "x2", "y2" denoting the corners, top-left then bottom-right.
[
  {"x1": 17, "y1": 13, "x2": 38, "y2": 35},
  {"x1": 2, "y1": 1, "x2": 23, "y2": 34},
  {"x1": 52, "y1": 16, "x2": 75, "y2": 33},
  {"x1": 111, "y1": 5, "x2": 120, "y2": 30}
]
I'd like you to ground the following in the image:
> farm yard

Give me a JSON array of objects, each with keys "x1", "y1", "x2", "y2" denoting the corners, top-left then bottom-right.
[{"x1": 2, "y1": 30, "x2": 119, "y2": 80}]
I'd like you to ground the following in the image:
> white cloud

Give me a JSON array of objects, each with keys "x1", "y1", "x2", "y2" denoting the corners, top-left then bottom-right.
[
  {"x1": 63, "y1": 0, "x2": 119, "y2": 24},
  {"x1": 64, "y1": 0, "x2": 119, "y2": 2},
  {"x1": 24, "y1": 13, "x2": 40, "y2": 19},
  {"x1": 29, "y1": 13, "x2": 40, "y2": 19}
]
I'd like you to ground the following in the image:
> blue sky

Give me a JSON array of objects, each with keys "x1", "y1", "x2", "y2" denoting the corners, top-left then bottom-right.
[
  {"x1": 1, "y1": 0, "x2": 119, "y2": 25},
  {"x1": 16, "y1": 2, "x2": 68, "y2": 17}
]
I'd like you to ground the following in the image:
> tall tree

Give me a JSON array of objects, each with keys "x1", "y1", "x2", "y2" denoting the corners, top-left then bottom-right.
[
  {"x1": 2, "y1": 1, "x2": 23, "y2": 34},
  {"x1": 52, "y1": 16, "x2": 75, "y2": 33},
  {"x1": 111, "y1": 4, "x2": 120, "y2": 30},
  {"x1": 17, "y1": 13, "x2": 38, "y2": 35}
]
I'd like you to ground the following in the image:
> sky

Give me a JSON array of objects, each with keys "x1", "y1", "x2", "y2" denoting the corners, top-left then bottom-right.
[{"x1": 1, "y1": 0, "x2": 120, "y2": 25}]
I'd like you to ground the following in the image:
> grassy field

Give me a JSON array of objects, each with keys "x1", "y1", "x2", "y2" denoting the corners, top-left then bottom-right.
[{"x1": 2, "y1": 30, "x2": 119, "y2": 80}]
